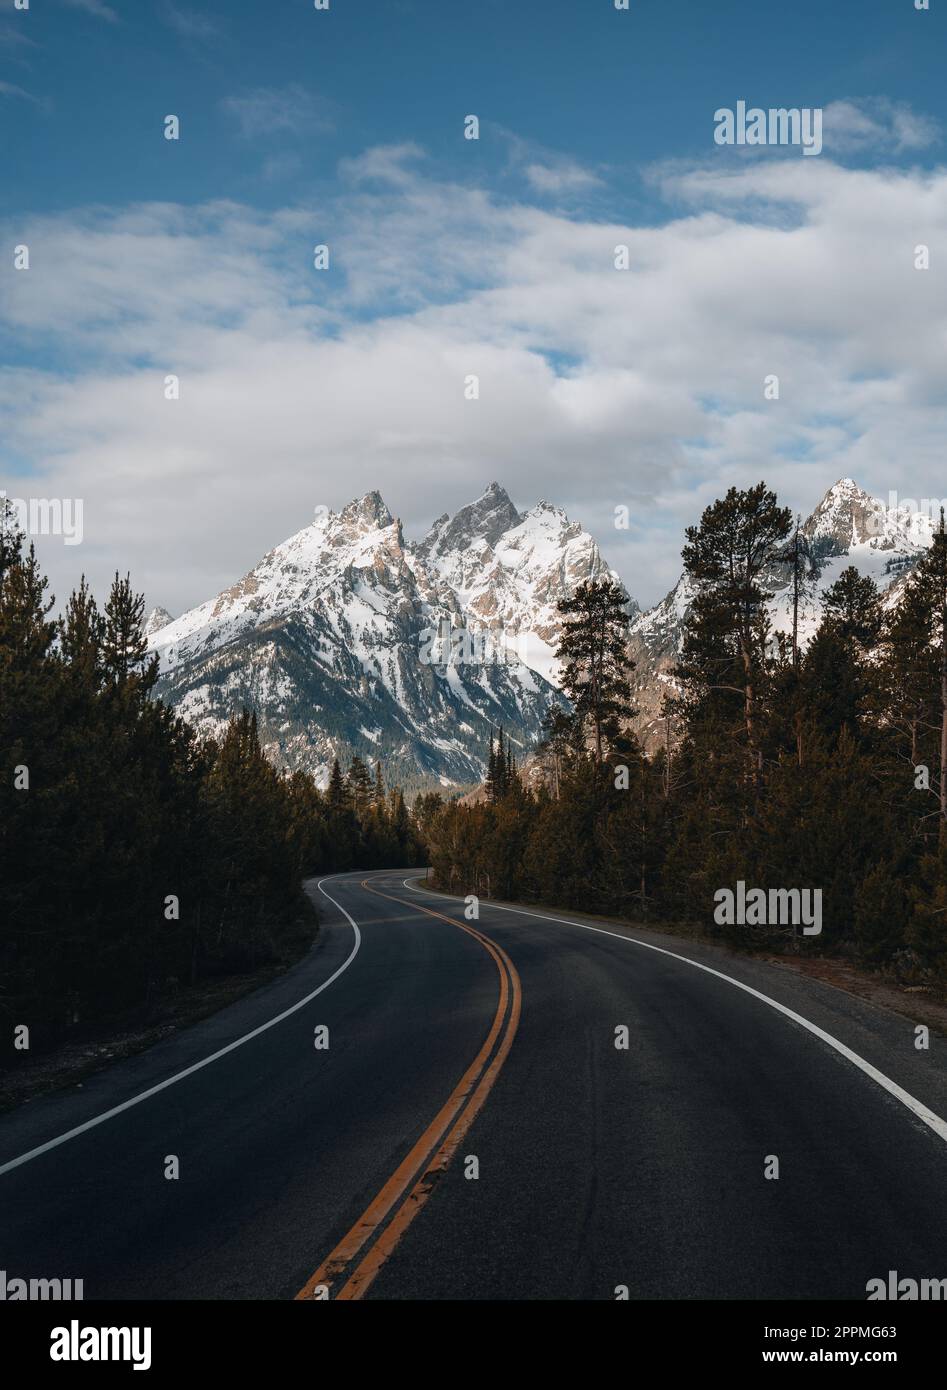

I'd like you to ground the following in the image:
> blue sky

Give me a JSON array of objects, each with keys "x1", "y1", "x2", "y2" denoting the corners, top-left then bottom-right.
[
  {"x1": 4, "y1": 0, "x2": 944, "y2": 215},
  {"x1": 2, "y1": 0, "x2": 946, "y2": 613}
]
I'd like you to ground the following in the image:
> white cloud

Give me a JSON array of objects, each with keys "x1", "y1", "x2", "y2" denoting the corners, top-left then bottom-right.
[
  {"x1": 824, "y1": 98, "x2": 940, "y2": 154},
  {"x1": 339, "y1": 143, "x2": 427, "y2": 187},
  {"x1": 3, "y1": 143, "x2": 947, "y2": 618},
  {"x1": 220, "y1": 84, "x2": 334, "y2": 139},
  {"x1": 523, "y1": 161, "x2": 603, "y2": 194},
  {"x1": 495, "y1": 125, "x2": 605, "y2": 199}
]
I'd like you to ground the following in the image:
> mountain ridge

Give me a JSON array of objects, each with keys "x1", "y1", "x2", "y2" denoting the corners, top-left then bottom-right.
[
  {"x1": 148, "y1": 477, "x2": 934, "y2": 786},
  {"x1": 148, "y1": 483, "x2": 614, "y2": 791}
]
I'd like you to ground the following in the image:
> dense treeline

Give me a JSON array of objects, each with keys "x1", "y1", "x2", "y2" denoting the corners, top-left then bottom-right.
[
  {"x1": 0, "y1": 508, "x2": 423, "y2": 1052},
  {"x1": 425, "y1": 484, "x2": 947, "y2": 981}
]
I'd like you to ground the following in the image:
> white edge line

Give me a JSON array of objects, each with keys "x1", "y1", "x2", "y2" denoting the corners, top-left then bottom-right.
[
  {"x1": 402, "y1": 876, "x2": 947, "y2": 1145},
  {"x1": 0, "y1": 877, "x2": 362, "y2": 1179}
]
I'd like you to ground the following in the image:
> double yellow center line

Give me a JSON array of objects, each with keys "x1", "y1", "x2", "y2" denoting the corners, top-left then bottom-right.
[{"x1": 295, "y1": 878, "x2": 521, "y2": 1301}]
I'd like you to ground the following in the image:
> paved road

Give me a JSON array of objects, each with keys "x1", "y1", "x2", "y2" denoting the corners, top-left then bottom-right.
[{"x1": 1, "y1": 869, "x2": 945, "y2": 1300}]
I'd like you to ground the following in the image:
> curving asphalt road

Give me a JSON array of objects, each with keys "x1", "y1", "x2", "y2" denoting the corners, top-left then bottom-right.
[{"x1": 1, "y1": 869, "x2": 946, "y2": 1301}]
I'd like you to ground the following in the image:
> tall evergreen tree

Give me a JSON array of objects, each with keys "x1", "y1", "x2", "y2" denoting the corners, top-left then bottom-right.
[
  {"x1": 679, "y1": 482, "x2": 792, "y2": 785},
  {"x1": 553, "y1": 578, "x2": 635, "y2": 765},
  {"x1": 822, "y1": 566, "x2": 882, "y2": 650},
  {"x1": 102, "y1": 571, "x2": 158, "y2": 696},
  {"x1": 60, "y1": 577, "x2": 104, "y2": 689},
  {"x1": 778, "y1": 513, "x2": 814, "y2": 668},
  {"x1": 880, "y1": 516, "x2": 947, "y2": 839},
  {"x1": 327, "y1": 758, "x2": 348, "y2": 810},
  {"x1": 346, "y1": 753, "x2": 374, "y2": 816}
]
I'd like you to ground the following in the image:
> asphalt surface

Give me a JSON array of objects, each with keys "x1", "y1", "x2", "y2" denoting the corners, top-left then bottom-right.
[{"x1": 1, "y1": 869, "x2": 945, "y2": 1300}]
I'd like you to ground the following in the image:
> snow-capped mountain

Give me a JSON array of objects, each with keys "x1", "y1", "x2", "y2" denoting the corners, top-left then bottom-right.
[
  {"x1": 149, "y1": 476, "x2": 923, "y2": 782},
  {"x1": 771, "y1": 478, "x2": 931, "y2": 641},
  {"x1": 149, "y1": 484, "x2": 614, "y2": 791},
  {"x1": 418, "y1": 482, "x2": 627, "y2": 684},
  {"x1": 143, "y1": 606, "x2": 174, "y2": 641},
  {"x1": 628, "y1": 479, "x2": 934, "y2": 749}
]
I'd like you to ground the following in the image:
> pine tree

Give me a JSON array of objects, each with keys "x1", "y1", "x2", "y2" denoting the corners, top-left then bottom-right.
[
  {"x1": 486, "y1": 727, "x2": 512, "y2": 802},
  {"x1": 778, "y1": 514, "x2": 814, "y2": 668},
  {"x1": 797, "y1": 625, "x2": 863, "y2": 746},
  {"x1": 880, "y1": 517, "x2": 947, "y2": 838},
  {"x1": 390, "y1": 789, "x2": 411, "y2": 853},
  {"x1": 0, "y1": 538, "x2": 57, "y2": 670},
  {"x1": 822, "y1": 566, "x2": 882, "y2": 650},
  {"x1": 60, "y1": 577, "x2": 104, "y2": 689},
  {"x1": 926, "y1": 515, "x2": 947, "y2": 839},
  {"x1": 102, "y1": 571, "x2": 159, "y2": 700},
  {"x1": 485, "y1": 731, "x2": 496, "y2": 802},
  {"x1": 553, "y1": 578, "x2": 635, "y2": 765},
  {"x1": 791, "y1": 568, "x2": 883, "y2": 753},
  {"x1": 537, "y1": 704, "x2": 574, "y2": 799},
  {"x1": 679, "y1": 482, "x2": 792, "y2": 786},
  {"x1": 327, "y1": 758, "x2": 348, "y2": 810},
  {"x1": 346, "y1": 753, "x2": 374, "y2": 816}
]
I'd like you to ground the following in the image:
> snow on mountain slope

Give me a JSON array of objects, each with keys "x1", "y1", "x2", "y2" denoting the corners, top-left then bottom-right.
[
  {"x1": 418, "y1": 484, "x2": 628, "y2": 684},
  {"x1": 149, "y1": 475, "x2": 917, "y2": 783},
  {"x1": 148, "y1": 485, "x2": 611, "y2": 791},
  {"x1": 804, "y1": 477, "x2": 933, "y2": 555},
  {"x1": 768, "y1": 479, "x2": 931, "y2": 646}
]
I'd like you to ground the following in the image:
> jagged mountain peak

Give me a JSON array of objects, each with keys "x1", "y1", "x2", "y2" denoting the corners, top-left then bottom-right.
[
  {"x1": 459, "y1": 498, "x2": 620, "y2": 683},
  {"x1": 146, "y1": 481, "x2": 633, "y2": 792},
  {"x1": 337, "y1": 490, "x2": 394, "y2": 532},
  {"x1": 143, "y1": 606, "x2": 174, "y2": 640},
  {"x1": 804, "y1": 477, "x2": 932, "y2": 554},
  {"x1": 807, "y1": 476, "x2": 876, "y2": 517},
  {"x1": 804, "y1": 478, "x2": 881, "y2": 549},
  {"x1": 820, "y1": 476, "x2": 869, "y2": 502},
  {"x1": 419, "y1": 482, "x2": 522, "y2": 563}
]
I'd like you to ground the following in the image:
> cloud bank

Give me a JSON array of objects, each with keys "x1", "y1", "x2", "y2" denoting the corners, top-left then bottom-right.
[{"x1": 2, "y1": 138, "x2": 946, "y2": 614}]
